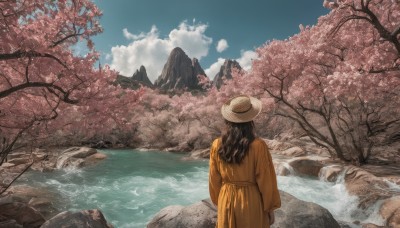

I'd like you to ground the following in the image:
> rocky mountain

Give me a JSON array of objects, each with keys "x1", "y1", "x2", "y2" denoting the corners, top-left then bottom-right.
[
  {"x1": 115, "y1": 65, "x2": 153, "y2": 90},
  {"x1": 154, "y1": 47, "x2": 206, "y2": 91},
  {"x1": 132, "y1": 65, "x2": 152, "y2": 87},
  {"x1": 212, "y1": 59, "x2": 242, "y2": 89}
]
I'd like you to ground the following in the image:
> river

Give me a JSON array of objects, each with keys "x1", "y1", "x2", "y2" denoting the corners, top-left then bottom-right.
[{"x1": 16, "y1": 149, "x2": 385, "y2": 227}]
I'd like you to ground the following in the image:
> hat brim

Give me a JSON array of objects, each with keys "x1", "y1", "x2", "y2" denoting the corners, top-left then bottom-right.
[{"x1": 221, "y1": 96, "x2": 262, "y2": 123}]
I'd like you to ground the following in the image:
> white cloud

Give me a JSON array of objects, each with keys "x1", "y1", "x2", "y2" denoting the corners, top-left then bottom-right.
[
  {"x1": 216, "y1": 39, "x2": 229, "y2": 53},
  {"x1": 110, "y1": 21, "x2": 213, "y2": 83},
  {"x1": 205, "y1": 58, "x2": 225, "y2": 80},
  {"x1": 204, "y1": 50, "x2": 258, "y2": 81},
  {"x1": 236, "y1": 50, "x2": 258, "y2": 71}
]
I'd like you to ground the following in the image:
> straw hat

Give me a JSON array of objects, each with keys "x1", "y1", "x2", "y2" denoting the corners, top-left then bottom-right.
[{"x1": 221, "y1": 95, "x2": 262, "y2": 123}]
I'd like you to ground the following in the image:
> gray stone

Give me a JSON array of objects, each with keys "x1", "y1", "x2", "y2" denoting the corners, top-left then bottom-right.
[
  {"x1": 0, "y1": 197, "x2": 45, "y2": 228},
  {"x1": 319, "y1": 165, "x2": 343, "y2": 182},
  {"x1": 288, "y1": 158, "x2": 324, "y2": 177},
  {"x1": 344, "y1": 166, "x2": 393, "y2": 209},
  {"x1": 148, "y1": 191, "x2": 340, "y2": 228},
  {"x1": 56, "y1": 147, "x2": 97, "y2": 169},
  {"x1": 273, "y1": 191, "x2": 340, "y2": 228},
  {"x1": 147, "y1": 199, "x2": 216, "y2": 228},
  {"x1": 40, "y1": 209, "x2": 113, "y2": 228}
]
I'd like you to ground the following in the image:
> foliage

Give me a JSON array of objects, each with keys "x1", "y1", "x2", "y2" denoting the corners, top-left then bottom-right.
[
  {"x1": 250, "y1": 0, "x2": 400, "y2": 164},
  {"x1": 0, "y1": 0, "x2": 142, "y2": 164}
]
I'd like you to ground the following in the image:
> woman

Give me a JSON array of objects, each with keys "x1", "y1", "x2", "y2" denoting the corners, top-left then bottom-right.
[{"x1": 209, "y1": 95, "x2": 281, "y2": 228}]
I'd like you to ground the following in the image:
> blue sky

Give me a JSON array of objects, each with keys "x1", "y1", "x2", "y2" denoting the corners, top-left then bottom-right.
[{"x1": 92, "y1": 0, "x2": 329, "y2": 82}]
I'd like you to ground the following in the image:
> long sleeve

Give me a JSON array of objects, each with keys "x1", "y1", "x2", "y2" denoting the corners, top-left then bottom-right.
[
  {"x1": 255, "y1": 140, "x2": 281, "y2": 212},
  {"x1": 209, "y1": 138, "x2": 222, "y2": 206}
]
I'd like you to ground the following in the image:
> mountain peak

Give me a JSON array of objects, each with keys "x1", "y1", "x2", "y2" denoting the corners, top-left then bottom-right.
[
  {"x1": 213, "y1": 59, "x2": 242, "y2": 89},
  {"x1": 154, "y1": 47, "x2": 207, "y2": 91}
]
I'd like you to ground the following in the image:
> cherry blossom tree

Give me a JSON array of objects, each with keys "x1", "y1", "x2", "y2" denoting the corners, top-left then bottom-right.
[
  {"x1": 0, "y1": 0, "x2": 143, "y2": 164},
  {"x1": 250, "y1": 0, "x2": 400, "y2": 164}
]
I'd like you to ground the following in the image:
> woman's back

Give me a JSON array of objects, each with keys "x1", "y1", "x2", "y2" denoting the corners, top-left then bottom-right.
[
  {"x1": 209, "y1": 137, "x2": 280, "y2": 228},
  {"x1": 213, "y1": 137, "x2": 264, "y2": 183}
]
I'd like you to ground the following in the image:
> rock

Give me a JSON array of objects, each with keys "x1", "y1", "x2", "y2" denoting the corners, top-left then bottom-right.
[
  {"x1": 344, "y1": 166, "x2": 393, "y2": 209},
  {"x1": 288, "y1": 158, "x2": 324, "y2": 177},
  {"x1": 319, "y1": 165, "x2": 343, "y2": 182},
  {"x1": 287, "y1": 137, "x2": 330, "y2": 156},
  {"x1": 85, "y1": 153, "x2": 107, "y2": 166},
  {"x1": 4, "y1": 186, "x2": 62, "y2": 220},
  {"x1": 7, "y1": 152, "x2": 28, "y2": 160},
  {"x1": 273, "y1": 162, "x2": 294, "y2": 176},
  {"x1": 212, "y1": 59, "x2": 242, "y2": 89},
  {"x1": 56, "y1": 147, "x2": 98, "y2": 169},
  {"x1": 6, "y1": 186, "x2": 42, "y2": 202},
  {"x1": 148, "y1": 191, "x2": 340, "y2": 228},
  {"x1": 280, "y1": 146, "x2": 306, "y2": 157},
  {"x1": 265, "y1": 139, "x2": 295, "y2": 151},
  {"x1": 379, "y1": 196, "x2": 400, "y2": 227},
  {"x1": 387, "y1": 208, "x2": 400, "y2": 228},
  {"x1": 0, "y1": 196, "x2": 45, "y2": 228},
  {"x1": 40, "y1": 209, "x2": 113, "y2": 228},
  {"x1": 32, "y1": 153, "x2": 47, "y2": 161},
  {"x1": 28, "y1": 198, "x2": 58, "y2": 220},
  {"x1": 62, "y1": 147, "x2": 97, "y2": 158},
  {"x1": 154, "y1": 47, "x2": 206, "y2": 91},
  {"x1": 147, "y1": 205, "x2": 186, "y2": 228},
  {"x1": 0, "y1": 219, "x2": 23, "y2": 228},
  {"x1": 30, "y1": 161, "x2": 55, "y2": 172},
  {"x1": 147, "y1": 199, "x2": 216, "y2": 228},
  {"x1": 337, "y1": 220, "x2": 353, "y2": 228},
  {"x1": 385, "y1": 176, "x2": 400, "y2": 185},
  {"x1": 89, "y1": 153, "x2": 107, "y2": 160},
  {"x1": 7, "y1": 158, "x2": 32, "y2": 166},
  {"x1": 1, "y1": 163, "x2": 16, "y2": 168},
  {"x1": 273, "y1": 191, "x2": 340, "y2": 228},
  {"x1": 361, "y1": 223, "x2": 384, "y2": 228},
  {"x1": 187, "y1": 148, "x2": 210, "y2": 159}
]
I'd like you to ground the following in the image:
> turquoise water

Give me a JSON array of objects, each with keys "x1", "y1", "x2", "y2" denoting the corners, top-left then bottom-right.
[
  {"x1": 19, "y1": 150, "x2": 209, "y2": 227},
  {"x1": 17, "y1": 149, "x2": 384, "y2": 227}
]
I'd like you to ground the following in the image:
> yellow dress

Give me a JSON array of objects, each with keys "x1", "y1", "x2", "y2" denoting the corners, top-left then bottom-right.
[{"x1": 209, "y1": 138, "x2": 281, "y2": 228}]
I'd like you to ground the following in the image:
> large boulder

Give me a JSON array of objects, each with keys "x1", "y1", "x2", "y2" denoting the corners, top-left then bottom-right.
[
  {"x1": 288, "y1": 158, "x2": 325, "y2": 177},
  {"x1": 147, "y1": 191, "x2": 340, "y2": 228},
  {"x1": 0, "y1": 196, "x2": 45, "y2": 228},
  {"x1": 273, "y1": 191, "x2": 340, "y2": 228},
  {"x1": 344, "y1": 166, "x2": 393, "y2": 209},
  {"x1": 147, "y1": 199, "x2": 216, "y2": 228},
  {"x1": 318, "y1": 165, "x2": 343, "y2": 182},
  {"x1": 40, "y1": 209, "x2": 113, "y2": 228},
  {"x1": 273, "y1": 161, "x2": 294, "y2": 176},
  {"x1": 379, "y1": 196, "x2": 400, "y2": 227},
  {"x1": 186, "y1": 148, "x2": 210, "y2": 160},
  {"x1": 55, "y1": 147, "x2": 105, "y2": 169},
  {"x1": 5, "y1": 185, "x2": 61, "y2": 220}
]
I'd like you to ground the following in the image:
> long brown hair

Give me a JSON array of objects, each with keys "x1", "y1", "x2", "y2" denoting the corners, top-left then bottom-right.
[{"x1": 218, "y1": 120, "x2": 256, "y2": 164}]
